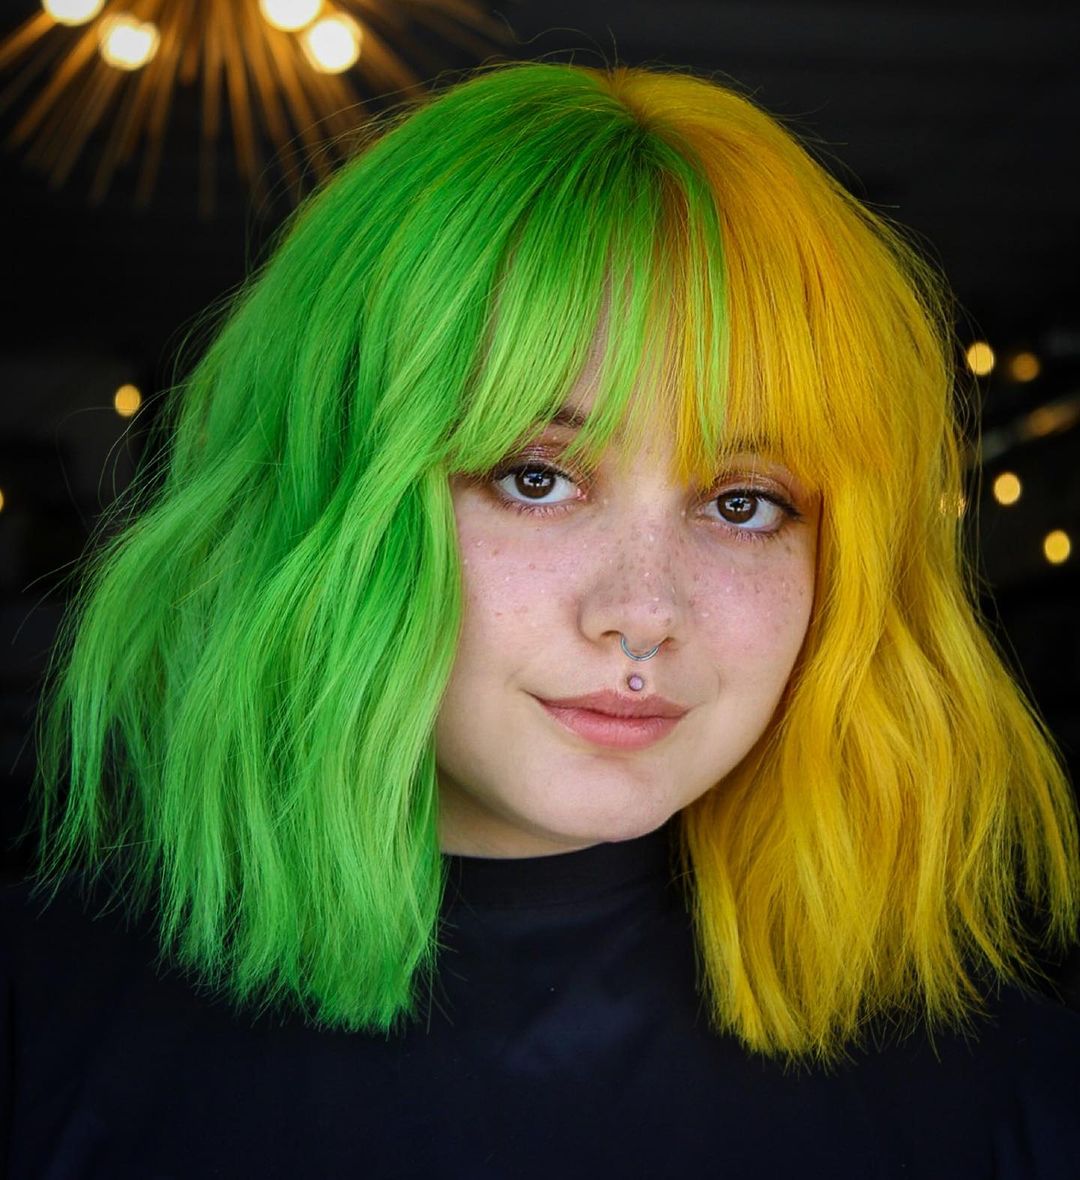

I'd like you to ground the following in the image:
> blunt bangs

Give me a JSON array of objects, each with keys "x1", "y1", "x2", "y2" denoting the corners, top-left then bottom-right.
[
  {"x1": 428, "y1": 67, "x2": 724, "y2": 489},
  {"x1": 411, "y1": 63, "x2": 950, "y2": 511}
]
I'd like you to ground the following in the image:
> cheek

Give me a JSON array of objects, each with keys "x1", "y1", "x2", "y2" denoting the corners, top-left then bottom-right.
[
  {"x1": 455, "y1": 528, "x2": 572, "y2": 644},
  {"x1": 688, "y1": 545, "x2": 815, "y2": 675}
]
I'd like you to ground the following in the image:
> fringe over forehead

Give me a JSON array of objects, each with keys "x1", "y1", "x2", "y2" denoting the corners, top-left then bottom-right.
[{"x1": 355, "y1": 62, "x2": 953, "y2": 501}]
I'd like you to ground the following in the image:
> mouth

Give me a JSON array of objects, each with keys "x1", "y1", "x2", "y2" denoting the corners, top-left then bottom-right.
[{"x1": 532, "y1": 697, "x2": 685, "y2": 751}]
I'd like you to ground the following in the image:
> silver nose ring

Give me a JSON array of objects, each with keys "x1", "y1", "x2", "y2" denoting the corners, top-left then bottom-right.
[{"x1": 620, "y1": 634, "x2": 661, "y2": 661}]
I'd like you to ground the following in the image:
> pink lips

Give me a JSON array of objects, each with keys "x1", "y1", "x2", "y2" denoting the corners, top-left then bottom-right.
[{"x1": 534, "y1": 689, "x2": 688, "y2": 751}]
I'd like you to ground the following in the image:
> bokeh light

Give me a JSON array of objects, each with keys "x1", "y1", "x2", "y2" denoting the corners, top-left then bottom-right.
[
  {"x1": 98, "y1": 15, "x2": 160, "y2": 71},
  {"x1": 1043, "y1": 530, "x2": 1071, "y2": 565},
  {"x1": 42, "y1": 0, "x2": 104, "y2": 25},
  {"x1": 258, "y1": 0, "x2": 323, "y2": 32},
  {"x1": 1008, "y1": 351, "x2": 1041, "y2": 382},
  {"x1": 992, "y1": 472, "x2": 1022, "y2": 506},
  {"x1": 965, "y1": 341, "x2": 995, "y2": 377},
  {"x1": 301, "y1": 13, "x2": 362, "y2": 73},
  {"x1": 114, "y1": 383, "x2": 142, "y2": 417}
]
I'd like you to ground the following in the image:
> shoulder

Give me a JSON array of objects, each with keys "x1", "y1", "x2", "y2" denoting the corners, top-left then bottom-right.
[
  {"x1": 950, "y1": 979, "x2": 1080, "y2": 1082},
  {"x1": 0, "y1": 872, "x2": 163, "y2": 1029},
  {"x1": 841, "y1": 981, "x2": 1080, "y2": 1178},
  {"x1": 983, "y1": 982, "x2": 1080, "y2": 1108},
  {"x1": 961, "y1": 985, "x2": 1080, "y2": 1177}
]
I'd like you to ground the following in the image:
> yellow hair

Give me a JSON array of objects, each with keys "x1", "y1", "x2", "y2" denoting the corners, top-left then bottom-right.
[{"x1": 592, "y1": 65, "x2": 1080, "y2": 1069}]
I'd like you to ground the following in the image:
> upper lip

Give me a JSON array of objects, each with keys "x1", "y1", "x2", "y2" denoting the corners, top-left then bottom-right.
[{"x1": 537, "y1": 689, "x2": 689, "y2": 719}]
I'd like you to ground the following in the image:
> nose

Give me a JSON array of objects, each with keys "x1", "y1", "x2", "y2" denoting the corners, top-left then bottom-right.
[{"x1": 577, "y1": 511, "x2": 688, "y2": 658}]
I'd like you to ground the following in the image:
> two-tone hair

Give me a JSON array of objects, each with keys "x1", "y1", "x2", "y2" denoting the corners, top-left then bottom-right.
[{"x1": 24, "y1": 61, "x2": 1080, "y2": 1068}]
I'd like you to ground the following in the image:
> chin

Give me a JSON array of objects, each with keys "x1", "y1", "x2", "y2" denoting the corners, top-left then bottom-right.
[{"x1": 529, "y1": 798, "x2": 679, "y2": 850}]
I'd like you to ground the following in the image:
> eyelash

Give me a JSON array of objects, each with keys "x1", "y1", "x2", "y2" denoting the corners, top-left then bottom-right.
[{"x1": 486, "y1": 460, "x2": 804, "y2": 546}]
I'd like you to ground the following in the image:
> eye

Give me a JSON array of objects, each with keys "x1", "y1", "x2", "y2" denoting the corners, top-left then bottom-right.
[
  {"x1": 485, "y1": 460, "x2": 803, "y2": 543},
  {"x1": 710, "y1": 489, "x2": 790, "y2": 533},
  {"x1": 491, "y1": 462, "x2": 580, "y2": 515}
]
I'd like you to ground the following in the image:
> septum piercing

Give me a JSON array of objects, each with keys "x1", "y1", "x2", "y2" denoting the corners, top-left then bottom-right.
[
  {"x1": 620, "y1": 634, "x2": 661, "y2": 662},
  {"x1": 621, "y1": 633, "x2": 660, "y2": 693}
]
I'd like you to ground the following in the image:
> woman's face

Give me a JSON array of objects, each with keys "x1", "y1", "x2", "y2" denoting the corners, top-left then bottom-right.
[{"x1": 434, "y1": 372, "x2": 820, "y2": 858}]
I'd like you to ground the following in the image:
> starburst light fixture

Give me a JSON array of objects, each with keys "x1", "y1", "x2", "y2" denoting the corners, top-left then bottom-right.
[{"x1": 0, "y1": 0, "x2": 509, "y2": 213}]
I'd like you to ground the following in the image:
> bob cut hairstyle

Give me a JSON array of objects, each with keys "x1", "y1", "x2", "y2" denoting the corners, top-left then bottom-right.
[{"x1": 23, "y1": 60, "x2": 1080, "y2": 1069}]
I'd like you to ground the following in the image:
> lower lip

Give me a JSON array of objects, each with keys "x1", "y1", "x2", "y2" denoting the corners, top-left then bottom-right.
[{"x1": 536, "y1": 700, "x2": 683, "y2": 750}]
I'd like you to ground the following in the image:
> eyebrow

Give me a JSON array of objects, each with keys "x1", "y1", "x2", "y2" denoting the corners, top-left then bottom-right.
[{"x1": 546, "y1": 406, "x2": 589, "y2": 431}]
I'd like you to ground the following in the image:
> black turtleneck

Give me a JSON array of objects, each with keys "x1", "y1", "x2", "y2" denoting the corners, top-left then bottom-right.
[{"x1": 2, "y1": 817, "x2": 1079, "y2": 1178}]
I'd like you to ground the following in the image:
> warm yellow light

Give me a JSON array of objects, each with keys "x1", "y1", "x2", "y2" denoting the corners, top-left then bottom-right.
[
  {"x1": 114, "y1": 383, "x2": 142, "y2": 417},
  {"x1": 301, "y1": 13, "x2": 362, "y2": 73},
  {"x1": 965, "y1": 341, "x2": 995, "y2": 377},
  {"x1": 259, "y1": 0, "x2": 323, "y2": 32},
  {"x1": 1023, "y1": 401, "x2": 1080, "y2": 440},
  {"x1": 0, "y1": 487, "x2": 5, "y2": 513},
  {"x1": 991, "y1": 472, "x2": 1021, "y2": 506},
  {"x1": 98, "y1": 15, "x2": 160, "y2": 71},
  {"x1": 42, "y1": 0, "x2": 104, "y2": 24},
  {"x1": 1008, "y1": 351, "x2": 1040, "y2": 382},
  {"x1": 1043, "y1": 530, "x2": 1071, "y2": 565}
]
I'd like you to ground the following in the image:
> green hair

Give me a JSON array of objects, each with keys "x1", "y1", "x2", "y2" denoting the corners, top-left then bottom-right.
[{"x1": 22, "y1": 60, "x2": 1080, "y2": 1069}]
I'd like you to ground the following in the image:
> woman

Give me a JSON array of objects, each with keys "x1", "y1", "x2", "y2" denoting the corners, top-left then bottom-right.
[{"x1": 3, "y1": 61, "x2": 1079, "y2": 1177}]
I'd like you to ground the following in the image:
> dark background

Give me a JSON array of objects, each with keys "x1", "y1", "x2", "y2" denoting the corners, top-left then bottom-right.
[{"x1": 2, "y1": 0, "x2": 1078, "y2": 978}]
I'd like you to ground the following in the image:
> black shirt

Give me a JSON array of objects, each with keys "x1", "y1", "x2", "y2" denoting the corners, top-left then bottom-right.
[{"x1": 2, "y1": 818, "x2": 1079, "y2": 1178}]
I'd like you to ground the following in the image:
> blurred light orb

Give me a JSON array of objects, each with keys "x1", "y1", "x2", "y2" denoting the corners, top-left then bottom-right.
[
  {"x1": 1024, "y1": 401, "x2": 1079, "y2": 440},
  {"x1": 114, "y1": 383, "x2": 142, "y2": 417},
  {"x1": 42, "y1": 0, "x2": 104, "y2": 25},
  {"x1": 1043, "y1": 530, "x2": 1071, "y2": 565},
  {"x1": 0, "y1": 487, "x2": 5, "y2": 513},
  {"x1": 301, "y1": 14, "x2": 362, "y2": 73},
  {"x1": 992, "y1": 472, "x2": 1022, "y2": 506},
  {"x1": 965, "y1": 341, "x2": 995, "y2": 377},
  {"x1": 258, "y1": 0, "x2": 323, "y2": 32},
  {"x1": 98, "y1": 15, "x2": 160, "y2": 71},
  {"x1": 1008, "y1": 351, "x2": 1041, "y2": 382}
]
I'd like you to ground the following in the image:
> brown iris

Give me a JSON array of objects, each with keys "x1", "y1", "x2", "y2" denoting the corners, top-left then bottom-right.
[
  {"x1": 514, "y1": 468, "x2": 558, "y2": 499},
  {"x1": 718, "y1": 492, "x2": 757, "y2": 524}
]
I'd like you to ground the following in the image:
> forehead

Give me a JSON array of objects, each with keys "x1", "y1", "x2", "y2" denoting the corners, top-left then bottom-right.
[{"x1": 530, "y1": 398, "x2": 804, "y2": 506}]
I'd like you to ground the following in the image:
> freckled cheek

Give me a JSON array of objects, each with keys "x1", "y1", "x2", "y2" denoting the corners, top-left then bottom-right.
[
  {"x1": 689, "y1": 564, "x2": 815, "y2": 668},
  {"x1": 457, "y1": 530, "x2": 575, "y2": 633}
]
